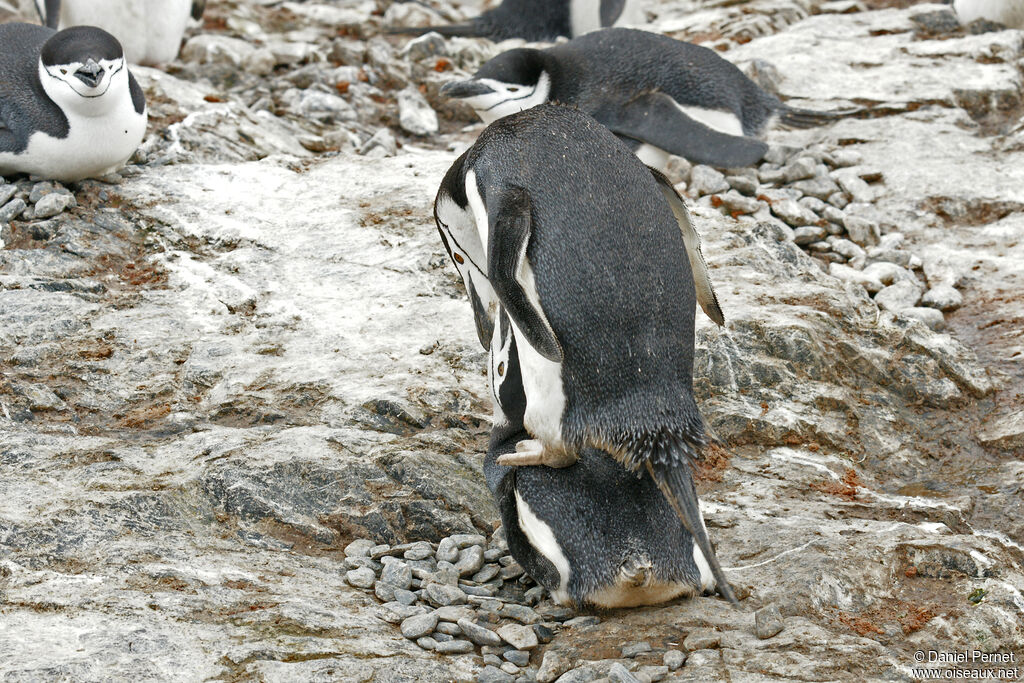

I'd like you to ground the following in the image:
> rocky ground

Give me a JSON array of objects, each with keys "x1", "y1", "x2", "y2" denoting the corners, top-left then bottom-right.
[{"x1": 0, "y1": 0, "x2": 1022, "y2": 681}]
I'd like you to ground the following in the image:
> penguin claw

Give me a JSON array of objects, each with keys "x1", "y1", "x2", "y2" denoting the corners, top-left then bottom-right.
[{"x1": 497, "y1": 440, "x2": 578, "y2": 468}]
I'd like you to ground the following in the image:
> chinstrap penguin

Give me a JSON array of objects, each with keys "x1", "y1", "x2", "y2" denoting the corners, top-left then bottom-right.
[
  {"x1": 953, "y1": 0, "x2": 1024, "y2": 28},
  {"x1": 388, "y1": 0, "x2": 643, "y2": 42},
  {"x1": 0, "y1": 23, "x2": 147, "y2": 182},
  {"x1": 433, "y1": 103, "x2": 736, "y2": 603},
  {"x1": 35, "y1": 0, "x2": 205, "y2": 65},
  {"x1": 484, "y1": 308, "x2": 718, "y2": 607},
  {"x1": 440, "y1": 28, "x2": 838, "y2": 169}
]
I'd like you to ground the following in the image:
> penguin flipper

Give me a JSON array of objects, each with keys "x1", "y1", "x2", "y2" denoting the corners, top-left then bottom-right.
[
  {"x1": 598, "y1": 92, "x2": 768, "y2": 168},
  {"x1": 36, "y1": 0, "x2": 60, "y2": 28},
  {"x1": 648, "y1": 168, "x2": 725, "y2": 327},
  {"x1": 191, "y1": 0, "x2": 206, "y2": 21},
  {"x1": 487, "y1": 187, "x2": 563, "y2": 363},
  {"x1": 600, "y1": 0, "x2": 628, "y2": 25}
]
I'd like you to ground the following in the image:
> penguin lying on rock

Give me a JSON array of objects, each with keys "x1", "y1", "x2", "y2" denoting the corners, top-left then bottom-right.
[
  {"x1": 441, "y1": 28, "x2": 839, "y2": 169},
  {"x1": 485, "y1": 308, "x2": 719, "y2": 607},
  {"x1": 0, "y1": 23, "x2": 147, "y2": 182},
  {"x1": 388, "y1": 0, "x2": 643, "y2": 43},
  {"x1": 35, "y1": 0, "x2": 205, "y2": 65},
  {"x1": 434, "y1": 103, "x2": 736, "y2": 604}
]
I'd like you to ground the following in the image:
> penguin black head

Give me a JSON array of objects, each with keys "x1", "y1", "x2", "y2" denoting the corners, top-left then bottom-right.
[
  {"x1": 440, "y1": 49, "x2": 551, "y2": 124},
  {"x1": 40, "y1": 26, "x2": 127, "y2": 100}
]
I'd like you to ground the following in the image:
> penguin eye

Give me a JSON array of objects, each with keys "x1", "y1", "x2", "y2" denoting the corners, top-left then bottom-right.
[
  {"x1": 507, "y1": 87, "x2": 520, "y2": 93},
  {"x1": 453, "y1": 253, "x2": 465, "y2": 264},
  {"x1": 60, "y1": 68, "x2": 68, "y2": 75},
  {"x1": 497, "y1": 362, "x2": 505, "y2": 377}
]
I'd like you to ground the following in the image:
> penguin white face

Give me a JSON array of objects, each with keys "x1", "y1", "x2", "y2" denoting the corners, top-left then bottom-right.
[
  {"x1": 440, "y1": 48, "x2": 552, "y2": 125},
  {"x1": 39, "y1": 27, "x2": 128, "y2": 115}
]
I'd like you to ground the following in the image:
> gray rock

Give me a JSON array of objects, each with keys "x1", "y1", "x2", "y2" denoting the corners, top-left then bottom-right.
[
  {"x1": 455, "y1": 545, "x2": 485, "y2": 576},
  {"x1": 404, "y1": 541, "x2": 434, "y2": 561},
  {"x1": 393, "y1": 588, "x2": 418, "y2": 605},
  {"x1": 770, "y1": 198, "x2": 819, "y2": 227},
  {"x1": 436, "y1": 537, "x2": 460, "y2": 563},
  {"x1": 375, "y1": 581, "x2": 396, "y2": 602},
  {"x1": 498, "y1": 623, "x2": 539, "y2": 650},
  {"x1": 479, "y1": 665, "x2": 516, "y2": 683},
  {"x1": 0, "y1": 198, "x2": 26, "y2": 223},
  {"x1": 499, "y1": 662, "x2": 519, "y2": 675},
  {"x1": 689, "y1": 166, "x2": 729, "y2": 196},
  {"x1": 782, "y1": 156, "x2": 818, "y2": 183},
  {"x1": 791, "y1": 176, "x2": 840, "y2": 200},
  {"x1": 505, "y1": 650, "x2": 531, "y2": 666},
  {"x1": 345, "y1": 566, "x2": 376, "y2": 588},
  {"x1": 425, "y1": 583, "x2": 468, "y2": 607},
  {"x1": 450, "y1": 534, "x2": 487, "y2": 548},
  {"x1": 380, "y1": 560, "x2": 413, "y2": 590},
  {"x1": 828, "y1": 149, "x2": 862, "y2": 167},
  {"x1": 663, "y1": 650, "x2": 686, "y2": 670},
  {"x1": 416, "y1": 636, "x2": 437, "y2": 650},
  {"x1": 799, "y1": 196, "x2": 829, "y2": 214},
  {"x1": 498, "y1": 562, "x2": 524, "y2": 580},
  {"x1": 401, "y1": 612, "x2": 439, "y2": 639},
  {"x1": 977, "y1": 410, "x2": 1024, "y2": 451},
  {"x1": 843, "y1": 215, "x2": 880, "y2": 245},
  {"x1": 553, "y1": 665, "x2": 601, "y2": 683},
  {"x1": 402, "y1": 32, "x2": 447, "y2": 61},
  {"x1": 607, "y1": 663, "x2": 641, "y2": 683},
  {"x1": 344, "y1": 539, "x2": 376, "y2": 558},
  {"x1": 833, "y1": 170, "x2": 874, "y2": 202},
  {"x1": 793, "y1": 225, "x2": 827, "y2": 245},
  {"x1": 458, "y1": 617, "x2": 503, "y2": 646},
  {"x1": 434, "y1": 605, "x2": 475, "y2": 622},
  {"x1": 758, "y1": 166, "x2": 787, "y2": 184},
  {"x1": 682, "y1": 628, "x2": 720, "y2": 650},
  {"x1": 501, "y1": 604, "x2": 541, "y2": 625},
  {"x1": 435, "y1": 639, "x2": 474, "y2": 654},
  {"x1": 763, "y1": 145, "x2": 799, "y2": 165},
  {"x1": 726, "y1": 175, "x2": 759, "y2": 195},
  {"x1": 358, "y1": 129, "x2": 397, "y2": 157},
  {"x1": 923, "y1": 255, "x2": 967, "y2": 288},
  {"x1": 472, "y1": 564, "x2": 500, "y2": 583},
  {"x1": 829, "y1": 262, "x2": 883, "y2": 294},
  {"x1": 537, "y1": 651, "x2": 573, "y2": 683},
  {"x1": 922, "y1": 284, "x2": 963, "y2": 311},
  {"x1": 875, "y1": 280, "x2": 923, "y2": 313},
  {"x1": 435, "y1": 621, "x2": 461, "y2": 636},
  {"x1": 398, "y1": 86, "x2": 439, "y2": 136},
  {"x1": 637, "y1": 666, "x2": 669, "y2": 682},
  {"x1": 863, "y1": 261, "x2": 916, "y2": 286},
  {"x1": 831, "y1": 238, "x2": 867, "y2": 264},
  {"x1": 755, "y1": 604, "x2": 785, "y2": 639},
  {"x1": 621, "y1": 641, "x2": 652, "y2": 658},
  {"x1": 901, "y1": 306, "x2": 946, "y2": 330},
  {"x1": 718, "y1": 190, "x2": 761, "y2": 215}
]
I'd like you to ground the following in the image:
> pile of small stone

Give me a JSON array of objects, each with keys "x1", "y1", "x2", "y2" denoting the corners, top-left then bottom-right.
[
  {"x1": 676, "y1": 144, "x2": 965, "y2": 331},
  {"x1": 342, "y1": 527, "x2": 729, "y2": 683},
  {"x1": 0, "y1": 177, "x2": 82, "y2": 247}
]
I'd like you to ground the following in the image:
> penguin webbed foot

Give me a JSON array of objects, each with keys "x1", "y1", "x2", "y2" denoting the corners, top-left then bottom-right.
[{"x1": 496, "y1": 439, "x2": 578, "y2": 468}]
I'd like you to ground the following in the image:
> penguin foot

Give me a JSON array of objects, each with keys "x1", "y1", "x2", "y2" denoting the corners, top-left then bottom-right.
[{"x1": 496, "y1": 440, "x2": 578, "y2": 468}]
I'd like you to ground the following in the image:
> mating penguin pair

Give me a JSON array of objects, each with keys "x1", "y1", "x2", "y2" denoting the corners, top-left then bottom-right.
[
  {"x1": 434, "y1": 103, "x2": 736, "y2": 607},
  {"x1": 441, "y1": 28, "x2": 838, "y2": 169},
  {"x1": 0, "y1": 23, "x2": 146, "y2": 182},
  {"x1": 389, "y1": 0, "x2": 643, "y2": 42},
  {"x1": 36, "y1": 0, "x2": 204, "y2": 65}
]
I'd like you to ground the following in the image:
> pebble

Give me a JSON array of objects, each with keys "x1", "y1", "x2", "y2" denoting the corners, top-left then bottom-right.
[
  {"x1": 484, "y1": 654, "x2": 503, "y2": 667},
  {"x1": 791, "y1": 176, "x2": 840, "y2": 199},
  {"x1": 499, "y1": 604, "x2": 540, "y2": 625},
  {"x1": 425, "y1": 583, "x2": 469, "y2": 606},
  {"x1": 608, "y1": 663, "x2": 641, "y2": 683},
  {"x1": 458, "y1": 617, "x2": 503, "y2": 646},
  {"x1": 484, "y1": 547, "x2": 506, "y2": 562},
  {"x1": 771, "y1": 198, "x2": 818, "y2": 227},
  {"x1": 499, "y1": 562, "x2": 525, "y2": 580},
  {"x1": 498, "y1": 623, "x2": 539, "y2": 650},
  {"x1": 375, "y1": 581, "x2": 396, "y2": 602},
  {"x1": 763, "y1": 144, "x2": 799, "y2": 165},
  {"x1": 400, "y1": 612, "x2": 439, "y2": 639},
  {"x1": 863, "y1": 261, "x2": 914, "y2": 286},
  {"x1": 621, "y1": 642, "x2": 652, "y2": 658},
  {"x1": 563, "y1": 615, "x2": 600, "y2": 628},
  {"x1": 402, "y1": 32, "x2": 446, "y2": 61},
  {"x1": 834, "y1": 171, "x2": 873, "y2": 203},
  {"x1": 828, "y1": 149, "x2": 862, "y2": 167},
  {"x1": 755, "y1": 604, "x2": 786, "y2": 639},
  {"x1": 875, "y1": 280, "x2": 923, "y2": 313},
  {"x1": 416, "y1": 636, "x2": 437, "y2": 650},
  {"x1": 0, "y1": 198, "x2": 27, "y2": 224},
  {"x1": 505, "y1": 650, "x2": 532, "y2": 666},
  {"x1": 782, "y1": 156, "x2": 818, "y2": 183},
  {"x1": 843, "y1": 215, "x2": 880, "y2": 245},
  {"x1": 450, "y1": 534, "x2": 487, "y2": 548},
  {"x1": 921, "y1": 284, "x2": 963, "y2": 311},
  {"x1": 533, "y1": 624, "x2": 555, "y2": 643},
  {"x1": 436, "y1": 537, "x2": 460, "y2": 563},
  {"x1": 479, "y1": 665, "x2": 516, "y2": 683},
  {"x1": 793, "y1": 225, "x2": 827, "y2": 245},
  {"x1": 500, "y1": 662, "x2": 520, "y2": 675},
  {"x1": 435, "y1": 621, "x2": 462, "y2": 636},
  {"x1": 688, "y1": 166, "x2": 729, "y2": 196},
  {"x1": 829, "y1": 263, "x2": 883, "y2": 294},
  {"x1": 434, "y1": 605, "x2": 475, "y2": 622},
  {"x1": 393, "y1": 588, "x2": 418, "y2": 605},
  {"x1": 536, "y1": 650, "x2": 573, "y2": 683},
  {"x1": 682, "y1": 628, "x2": 721, "y2": 651},
  {"x1": 370, "y1": 544, "x2": 391, "y2": 559},
  {"x1": 726, "y1": 174, "x2": 759, "y2": 195},
  {"x1": 663, "y1": 650, "x2": 686, "y2": 670},
  {"x1": 636, "y1": 665, "x2": 669, "y2": 682},
  {"x1": 718, "y1": 190, "x2": 761, "y2": 215},
  {"x1": 456, "y1": 546, "x2": 486, "y2": 576},
  {"x1": 435, "y1": 639, "x2": 475, "y2": 654},
  {"x1": 345, "y1": 567, "x2": 376, "y2": 588},
  {"x1": 380, "y1": 561, "x2": 413, "y2": 590},
  {"x1": 404, "y1": 541, "x2": 434, "y2": 561},
  {"x1": 901, "y1": 306, "x2": 946, "y2": 330},
  {"x1": 379, "y1": 601, "x2": 426, "y2": 623},
  {"x1": 923, "y1": 254, "x2": 966, "y2": 288},
  {"x1": 359, "y1": 129, "x2": 397, "y2": 157},
  {"x1": 473, "y1": 564, "x2": 501, "y2": 583},
  {"x1": 397, "y1": 86, "x2": 439, "y2": 136}
]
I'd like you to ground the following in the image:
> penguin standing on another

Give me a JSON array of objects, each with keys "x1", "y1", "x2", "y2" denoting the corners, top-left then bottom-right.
[
  {"x1": 388, "y1": 0, "x2": 643, "y2": 43},
  {"x1": 484, "y1": 308, "x2": 718, "y2": 607},
  {"x1": 440, "y1": 28, "x2": 839, "y2": 169},
  {"x1": 35, "y1": 0, "x2": 205, "y2": 65},
  {"x1": 0, "y1": 23, "x2": 147, "y2": 182},
  {"x1": 434, "y1": 103, "x2": 736, "y2": 604}
]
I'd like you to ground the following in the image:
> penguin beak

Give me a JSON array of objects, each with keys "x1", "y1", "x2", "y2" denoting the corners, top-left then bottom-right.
[
  {"x1": 440, "y1": 80, "x2": 496, "y2": 99},
  {"x1": 74, "y1": 59, "x2": 103, "y2": 88}
]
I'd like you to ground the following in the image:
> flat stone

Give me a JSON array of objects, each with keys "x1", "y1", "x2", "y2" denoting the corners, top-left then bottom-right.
[
  {"x1": 397, "y1": 86, "x2": 438, "y2": 136},
  {"x1": 875, "y1": 280, "x2": 923, "y2": 313},
  {"x1": 345, "y1": 566, "x2": 375, "y2": 588},
  {"x1": 404, "y1": 541, "x2": 434, "y2": 561},
  {"x1": 393, "y1": 588, "x2": 417, "y2": 605},
  {"x1": 537, "y1": 650, "x2": 573, "y2": 683},
  {"x1": 436, "y1": 537, "x2": 460, "y2": 563},
  {"x1": 499, "y1": 662, "x2": 518, "y2": 675},
  {"x1": 380, "y1": 561, "x2": 413, "y2": 590},
  {"x1": 0, "y1": 198, "x2": 26, "y2": 223},
  {"x1": 977, "y1": 410, "x2": 1024, "y2": 451},
  {"x1": 434, "y1": 639, "x2": 474, "y2": 654},
  {"x1": 683, "y1": 628, "x2": 720, "y2": 651},
  {"x1": 843, "y1": 215, "x2": 880, "y2": 245},
  {"x1": 689, "y1": 165, "x2": 729, "y2": 196},
  {"x1": 472, "y1": 564, "x2": 501, "y2": 583},
  {"x1": 379, "y1": 602, "x2": 427, "y2": 624},
  {"x1": 638, "y1": 665, "x2": 670, "y2": 682},
  {"x1": 416, "y1": 636, "x2": 437, "y2": 650},
  {"x1": 498, "y1": 562, "x2": 524, "y2": 580},
  {"x1": 663, "y1": 650, "x2": 686, "y2": 670},
  {"x1": 425, "y1": 583, "x2": 468, "y2": 607},
  {"x1": 621, "y1": 641, "x2": 652, "y2": 658},
  {"x1": 434, "y1": 605, "x2": 475, "y2": 622},
  {"x1": 374, "y1": 581, "x2": 396, "y2": 602},
  {"x1": 755, "y1": 604, "x2": 786, "y2": 639},
  {"x1": 435, "y1": 621, "x2": 461, "y2": 636},
  {"x1": 497, "y1": 623, "x2": 539, "y2": 650},
  {"x1": 455, "y1": 545, "x2": 485, "y2": 576},
  {"x1": 901, "y1": 306, "x2": 946, "y2": 330},
  {"x1": 782, "y1": 156, "x2": 818, "y2": 182},
  {"x1": 400, "y1": 612, "x2": 439, "y2": 639},
  {"x1": 504, "y1": 650, "x2": 531, "y2": 666},
  {"x1": 553, "y1": 665, "x2": 601, "y2": 682},
  {"x1": 608, "y1": 662, "x2": 642, "y2": 683},
  {"x1": 791, "y1": 176, "x2": 840, "y2": 199},
  {"x1": 726, "y1": 175, "x2": 759, "y2": 195},
  {"x1": 771, "y1": 198, "x2": 819, "y2": 227},
  {"x1": 479, "y1": 665, "x2": 515, "y2": 683},
  {"x1": 921, "y1": 284, "x2": 963, "y2": 311},
  {"x1": 793, "y1": 225, "x2": 827, "y2": 245},
  {"x1": 458, "y1": 617, "x2": 503, "y2": 646},
  {"x1": 863, "y1": 261, "x2": 916, "y2": 286},
  {"x1": 718, "y1": 190, "x2": 761, "y2": 215},
  {"x1": 449, "y1": 534, "x2": 486, "y2": 548},
  {"x1": 830, "y1": 262, "x2": 883, "y2": 294}
]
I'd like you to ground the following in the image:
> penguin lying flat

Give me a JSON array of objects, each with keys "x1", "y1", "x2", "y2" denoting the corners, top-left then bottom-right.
[
  {"x1": 35, "y1": 0, "x2": 205, "y2": 65},
  {"x1": 434, "y1": 103, "x2": 736, "y2": 603},
  {"x1": 388, "y1": 0, "x2": 643, "y2": 43},
  {"x1": 0, "y1": 24, "x2": 147, "y2": 183},
  {"x1": 485, "y1": 308, "x2": 718, "y2": 607},
  {"x1": 440, "y1": 28, "x2": 837, "y2": 169},
  {"x1": 954, "y1": 0, "x2": 1024, "y2": 28}
]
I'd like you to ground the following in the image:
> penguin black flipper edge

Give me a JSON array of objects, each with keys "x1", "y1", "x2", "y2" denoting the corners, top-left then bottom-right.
[
  {"x1": 487, "y1": 187, "x2": 563, "y2": 363},
  {"x1": 599, "y1": 92, "x2": 769, "y2": 169},
  {"x1": 648, "y1": 167, "x2": 725, "y2": 327}
]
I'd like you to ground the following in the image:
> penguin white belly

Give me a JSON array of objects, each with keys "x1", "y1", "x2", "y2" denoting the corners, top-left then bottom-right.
[
  {"x1": 570, "y1": 0, "x2": 645, "y2": 36},
  {"x1": 0, "y1": 97, "x2": 146, "y2": 183},
  {"x1": 954, "y1": 0, "x2": 1024, "y2": 27},
  {"x1": 633, "y1": 144, "x2": 671, "y2": 172},
  {"x1": 59, "y1": 0, "x2": 192, "y2": 64},
  {"x1": 514, "y1": 490, "x2": 572, "y2": 603}
]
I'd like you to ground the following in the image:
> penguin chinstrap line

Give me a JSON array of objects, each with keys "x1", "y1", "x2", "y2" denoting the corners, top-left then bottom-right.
[
  {"x1": 387, "y1": 0, "x2": 643, "y2": 42},
  {"x1": 0, "y1": 24, "x2": 146, "y2": 183},
  {"x1": 440, "y1": 28, "x2": 840, "y2": 170},
  {"x1": 484, "y1": 308, "x2": 718, "y2": 607},
  {"x1": 433, "y1": 104, "x2": 737, "y2": 604},
  {"x1": 35, "y1": 0, "x2": 205, "y2": 65}
]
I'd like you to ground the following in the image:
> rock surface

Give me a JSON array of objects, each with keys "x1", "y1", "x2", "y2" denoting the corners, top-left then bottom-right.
[{"x1": 1, "y1": 0, "x2": 1022, "y2": 681}]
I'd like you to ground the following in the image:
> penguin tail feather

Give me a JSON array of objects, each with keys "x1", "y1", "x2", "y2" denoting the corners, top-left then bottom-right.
[
  {"x1": 779, "y1": 105, "x2": 865, "y2": 129},
  {"x1": 384, "y1": 23, "x2": 481, "y2": 37}
]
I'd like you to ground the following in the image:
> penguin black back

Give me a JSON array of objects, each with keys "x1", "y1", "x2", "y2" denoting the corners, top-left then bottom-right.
[
  {"x1": 389, "y1": 0, "x2": 571, "y2": 41},
  {"x1": 0, "y1": 24, "x2": 68, "y2": 151}
]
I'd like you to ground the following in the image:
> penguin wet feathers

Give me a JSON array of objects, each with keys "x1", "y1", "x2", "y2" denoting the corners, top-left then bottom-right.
[
  {"x1": 436, "y1": 103, "x2": 737, "y2": 604},
  {"x1": 0, "y1": 24, "x2": 146, "y2": 182},
  {"x1": 441, "y1": 28, "x2": 841, "y2": 169}
]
